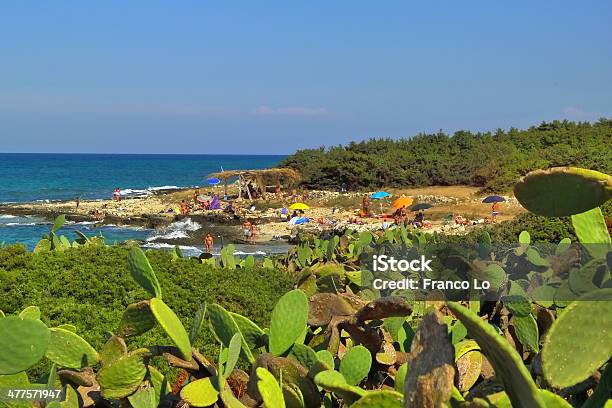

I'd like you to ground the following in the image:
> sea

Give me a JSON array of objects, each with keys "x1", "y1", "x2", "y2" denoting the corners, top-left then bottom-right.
[{"x1": 0, "y1": 153, "x2": 286, "y2": 255}]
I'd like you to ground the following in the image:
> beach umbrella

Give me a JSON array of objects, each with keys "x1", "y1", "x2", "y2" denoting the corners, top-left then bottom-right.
[
  {"x1": 392, "y1": 196, "x2": 413, "y2": 209},
  {"x1": 482, "y1": 195, "x2": 506, "y2": 203},
  {"x1": 370, "y1": 191, "x2": 391, "y2": 199},
  {"x1": 410, "y1": 203, "x2": 433, "y2": 211},
  {"x1": 289, "y1": 202, "x2": 310, "y2": 211},
  {"x1": 207, "y1": 177, "x2": 221, "y2": 186}
]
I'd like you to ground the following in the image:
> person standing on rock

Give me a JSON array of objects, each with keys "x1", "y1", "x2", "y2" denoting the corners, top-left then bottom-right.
[{"x1": 204, "y1": 233, "x2": 214, "y2": 252}]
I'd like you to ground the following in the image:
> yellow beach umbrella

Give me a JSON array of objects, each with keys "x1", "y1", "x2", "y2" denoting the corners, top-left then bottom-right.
[
  {"x1": 392, "y1": 196, "x2": 413, "y2": 209},
  {"x1": 289, "y1": 202, "x2": 310, "y2": 211}
]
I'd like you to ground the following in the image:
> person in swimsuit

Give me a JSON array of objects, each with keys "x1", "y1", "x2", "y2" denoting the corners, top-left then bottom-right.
[
  {"x1": 242, "y1": 219, "x2": 252, "y2": 242},
  {"x1": 204, "y1": 233, "x2": 214, "y2": 252},
  {"x1": 491, "y1": 202, "x2": 501, "y2": 222}
]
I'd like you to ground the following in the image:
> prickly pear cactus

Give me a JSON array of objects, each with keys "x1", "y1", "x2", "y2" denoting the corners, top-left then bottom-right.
[
  {"x1": 18, "y1": 305, "x2": 41, "y2": 320},
  {"x1": 149, "y1": 297, "x2": 192, "y2": 361},
  {"x1": 220, "y1": 244, "x2": 237, "y2": 270},
  {"x1": 0, "y1": 316, "x2": 50, "y2": 374},
  {"x1": 97, "y1": 352, "x2": 148, "y2": 399},
  {"x1": 314, "y1": 370, "x2": 366, "y2": 405},
  {"x1": 208, "y1": 304, "x2": 255, "y2": 363},
  {"x1": 256, "y1": 367, "x2": 284, "y2": 408},
  {"x1": 447, "y1": 302, "x2": 545, "y2": 408},
  {"x1": 99, "y1": 335, "x2": 128, "y2": 367},
  {"x1": 339, "y1": 345, "x2": 372, "y2": 386},
  {"x1": 541, "y1": 288, "x2": 612, "y2": 388},
  {"x1": 180, "y1": 377, "x2": 220, "y2": 407},
  {"x1": 117, "y1": 300, "x2": 156, "y2": 337},
  {"x1": 127, "y1": 247, "x2": 162, "y2": 298},
  {"x1": 513, "y1": 167, "x2": 612, "y2": 217},
  {"x1": 45, "y1": 327, "x2": 99, "y2": 369},
  {"x1": 352, "y1": 390, "x2": 403, "y2": 408},
  {"x1": 571, "y1": 207, "x2": 611, "y2": 259},
  {"x1": 268, "y1": 289, "x2": 309, "y2": 356}
]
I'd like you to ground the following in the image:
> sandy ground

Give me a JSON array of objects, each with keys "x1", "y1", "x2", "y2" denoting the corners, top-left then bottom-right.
[{"x1": 0, "y1": 185, "x2": 525, "y2": 243}]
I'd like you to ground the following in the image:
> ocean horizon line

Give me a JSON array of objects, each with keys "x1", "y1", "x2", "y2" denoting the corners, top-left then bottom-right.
[{"x1": 0, "y1": 152, "x2": 288, "y2": 157}]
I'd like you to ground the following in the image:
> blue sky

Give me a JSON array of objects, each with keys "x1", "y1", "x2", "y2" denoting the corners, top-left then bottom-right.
[{"x1": 1, "y1": 1, "x2": 610, "y2": 154}]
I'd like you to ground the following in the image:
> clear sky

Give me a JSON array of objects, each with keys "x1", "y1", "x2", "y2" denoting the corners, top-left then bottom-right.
[{"x1": 1, "y1": 1, "x2": 611, "y2": 154}]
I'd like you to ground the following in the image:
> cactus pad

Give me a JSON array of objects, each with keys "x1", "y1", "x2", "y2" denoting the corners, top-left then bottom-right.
[
  {"x1": 97, "y1": 353, "x2": 147, "y2": 399},
  {"x1": 352, "y1": 390, "x2": 403, "y2": 408},
  {"x1": 256, "y1": 367, "x2": 284, "y2": 408},
  {"x1": 541, "y1": 288, "x2": 612, "y2": 388},
  {"x1": 339, "y1": 345, "x2": 372, "y2": 385},
  {"x1": 314, "y1": 370, "x2": 366, "y2": 404},
  {"x1": 510, "y1": 315, "x2": 539, "y2": 352},
  {"x1": 514, "y1": 167, "x2": 612, "y2": 217},
  {"x1": 269, "y1": 289, "x2": 309, "y2": 356},
  {"x1": 117, "y1": 300, "x2": 156, "y2": 337},
  {"x1": 99, "y1": 335, "x2": 127, "y2": 366},
  {"x1": 18, "y1": 306, "x2": 41, "y2": 320},
  {"x1": 45, "y1": 327, "x2": 99, "y2": 369},
  {"x1": 127, "y1": 247, "x2": 162, "y2": 298},
  {"x1": 208, "y1": 304, "x2": 255, "y2": 363},
  {"x1": 447, "y1": 302, "x2": 545, "y2": 408},
  {"x1": 180, "y1": 377, "x2": 220, "y2": 407},
  {"x1": 127, "y1": 383, "x2": 157, "y2": 408},
  {"x1": 149, "y1": 297, "x2": 191, "y2": 361},
  {"x1": 0, "y1": 316, "x2": 50, "y2": 374}
]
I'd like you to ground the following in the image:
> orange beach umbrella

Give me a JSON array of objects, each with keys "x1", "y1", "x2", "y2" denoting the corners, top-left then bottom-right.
[{"x1": 392, "y1": 196, "x2": 413, "y2": 209}]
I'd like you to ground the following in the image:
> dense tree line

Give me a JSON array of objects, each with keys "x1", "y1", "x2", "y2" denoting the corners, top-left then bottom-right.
[{"x1": 281, "y1": 119, "x2": 612, "y2": 192}]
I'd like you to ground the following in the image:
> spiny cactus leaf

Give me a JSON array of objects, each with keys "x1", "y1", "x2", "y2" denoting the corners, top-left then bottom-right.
[
  {"x1": 394, "y1": 363, "x2": 408, "y2": 394},
  {"x1": 0, "y1": 316, "x2": 50, "y2": 374},
  {"x1": 180, "y1": 377, "x2": 220, "y2": 407},
  {"x1": 33, "y1": 238, "x2": 51, "y2": 253},
  {"x1": 454, "y1": 339, "x2": 480, "y2": 360},
  {"x1": 282, "y1": 382, "x2": 305, "y2": 408},
  {"x1": 316, "y1": 350, "x2": 334, "y2": 371},
  {"x1": 189, "y1": 304, "x2": 206, "y2": 344},
  {"x1": 352, "y1": 390, "x2": 403, "y2": 408},
  {"x1": 99, "y1": 335, "x2": 127, "y2": 367},
  {"x1": 256, "y1": 367, "x2": 284, "y2": 408},
  {"x1": 314, "y1": 370, "x2": 366, "y2": 404},
  {"x1": 51, "y1": 214, "x2": 66, "y2": 233},
  {"x1": 555, "y1": 238, "x2": 572, "y2": 255},
  {"x1": 127, "y1": 247, "x2": 162, "y2": 298},
  {"x1": 541, "y1": 288, "x2": 612, "y2": 388},
  {"x1": 269, "y1": 289, "x2": 309, "y2": 356},
  {"x1": 18, "y1": 306, "x2": 41, "y2": 320},
  {"x1": 571, "y1": 207, "x2": 611, "y2": 259},
  {"x1": 127, "y1": 383, "x2": 157, "y2": 408},
  {"x1": 229, "y1": 311, "x2": 266, "y2": 350},
  {"x1": 55, "y1": 323, "x2": 76, "y2": 332},
  {"x1": 289, "y1": 343, "x2": 318, "y2": 372},
  {"x1": 45, "y1": 327, "x2": 99, "y2": 369},
  {"x1": 510, "y1": 315, "x2": 539, "y2": 352},
  {"x1": 456, "y1": 350, "x2": 482, "y2": 392},
  {"x1": 339, "y1": 345, "x2": 372, "y2": 385},
  {"x1": 447, "y1": 302, "x2": 545, "y2": 408},
  {"x1": 514, "y1": 167, "x2": 612, "y2": 217},
  {"x1": 225, "y1": 333, "x2": 242, "y2": 379},
  {"x1": 208, "y1": 304, "x2": 255, "y2": 363},
  {"x1": 220, "y1": 244, "x2": 237, "y2": 270},
  {"x1": 98, "y1": 352, "x2": 147, "y2": 399},
  {"x1": 501, "y1": 295, "x2": 532, "y2": 317},
  {"x1": 117, "y1": 300, "x2": 156, "y2": 337},
  {"x1": 149, "y1": 297, "x2": 191, "y2": 361},
  {"x1": 518, "y1": 231, "x2": 531, "y2": 245},
  {"x1": 480, "y1": 264, "x2": 506, "y2": 290}
]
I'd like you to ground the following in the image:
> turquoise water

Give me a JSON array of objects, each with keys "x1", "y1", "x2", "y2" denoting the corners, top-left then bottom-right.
[
  {"x1": 0, "y1": 154, "x2": 283, "y2": 249},
  {"x1": 0, "y1": 153, "x2": 283, "y2": 203}
]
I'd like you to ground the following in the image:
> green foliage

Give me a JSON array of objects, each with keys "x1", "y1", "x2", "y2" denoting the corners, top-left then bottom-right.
[
  {"x1": 149, "y1": 297, "x2": 192, "y2": 361},
  {"x1": 97, "y1": 352, "x2": 148, "y2": 399},
  {"x1": 45, "y1": 327, "x2": 99, "y2": 369},
  {"x1": 180, "y1": 377, "x2": 220, "y2": 407},
  {"x1": 339, "y1": 345, "x2": 371, "y2": 386},
  {"x1": 541, "y1": 288, "x2": 612, "y2": 388},
  {"x1": 0, "y1": 316, "x2": 50, "y2": 374},
  {"x1": 514, "y1": 167, "x2": 611, "y2": 216},
  {"x1": 281, "y1": 120, "x2": 612, "y2": 191},
  {"x1": 128, "y1": 247, "x2": 163, "y2": 299},
  {"x1": 256, "y1": 367, "x2": 284, "y2": 408},
  {"x1": 268, "y1": 289, "x2": 309, "y2": 356},
  {"x1": 447, "y1": 302, "x2": 545, "y2": 408}
]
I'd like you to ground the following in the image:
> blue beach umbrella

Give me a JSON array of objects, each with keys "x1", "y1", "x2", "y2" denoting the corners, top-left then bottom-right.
[
  {"x1": 482, "y1": 195, "x2": 506, "y2": 203},
  {"x1": 371, "y1": 191, "x2": 391, "y2": 199},
  {"x1": 207, "y1": 178, "x2": 221, "y2": 186}
]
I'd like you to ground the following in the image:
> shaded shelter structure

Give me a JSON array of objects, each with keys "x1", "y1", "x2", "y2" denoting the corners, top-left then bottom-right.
[{"x1": 208, "y1": 168, "x2": 300, "y2": 199}]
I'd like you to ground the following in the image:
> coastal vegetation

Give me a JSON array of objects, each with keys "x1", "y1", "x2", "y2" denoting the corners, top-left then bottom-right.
[
  {"x1": 281, "y1": 119, "x2": 612, "y2": 192},
  {"x1": 0, "y1": 166, "x2": 610, "y2": 407}
]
